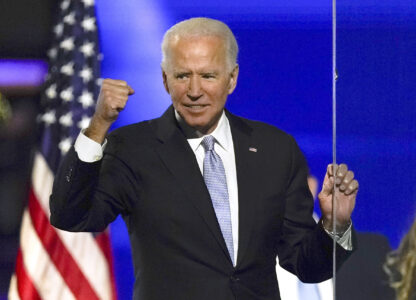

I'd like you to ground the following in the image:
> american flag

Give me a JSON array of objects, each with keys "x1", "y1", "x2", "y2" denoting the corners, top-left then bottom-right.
[{"x1": 8, "y1": 0, "x2": 117, "y2": 299}]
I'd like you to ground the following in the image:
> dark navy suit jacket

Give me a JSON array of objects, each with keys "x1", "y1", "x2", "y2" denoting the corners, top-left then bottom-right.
[{"x1": 50, "y1": 106, "x2": 354, "y2": 300}]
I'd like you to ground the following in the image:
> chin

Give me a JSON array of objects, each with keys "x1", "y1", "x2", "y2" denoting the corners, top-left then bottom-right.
[
  {"x1": 185, "y1": 118, "x2": 209, "y2": 129},
  {"x1": 182, "y1": 116, "x2": 212, "y2": 132},
  {"x1": 177, "y1": 107, "x2": 221, "y2": 133}
]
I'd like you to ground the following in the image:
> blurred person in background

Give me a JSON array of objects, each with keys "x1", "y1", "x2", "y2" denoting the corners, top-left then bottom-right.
[
  {"x1": 385, "y1": 217, "x2": 416, "y2": 300},
  {"x1": 0, "y1": 92, "x2": 38, "y2": 295}
]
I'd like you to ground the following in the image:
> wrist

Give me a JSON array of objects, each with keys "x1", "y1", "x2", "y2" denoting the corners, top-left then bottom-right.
[
  {"x1": 84, "y1": 116, "x2": 111, "y2": 144},
  {"x1": 322, "y1": 218, "x2": 351, "y2": 235}
]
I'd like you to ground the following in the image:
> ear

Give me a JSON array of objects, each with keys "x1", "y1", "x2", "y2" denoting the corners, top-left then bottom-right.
[
  {"x1": 162, "y1": 68, "x2": 170, "y2": 94},
  {"x1": 228, "y1": 65, "x2": 239, "y2": 94}
]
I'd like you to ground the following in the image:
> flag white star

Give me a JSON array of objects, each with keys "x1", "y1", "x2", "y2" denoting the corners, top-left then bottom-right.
[
  {"x1": 60, "y1": 87, "x2": 74, "y2": 102},
  {"x1": 64, "y1": 12, "x2": 75, "y2": 25},
  {"x1": 59, "y1": 112, "x2": 73, "y2": 127},
  {"x1": 61, "y1": 62, "x2": 74, "y2": 76},
  {"x1": 60, "y1": 0, "x2": 70, "y2": 10},
  {"x1": 79, "y1": 67, "x2": 93, "y2": 83},
  {"x1": 48, "y1": 47, "x2": 58, "y2": 60},
  {"x1": 54, "y1": 23, "x2": 64, "y2": 37},
  {"x1": 59, "y1": 137, "x2": 72, "y2": 155},
  {"x1": 78, "y1": 90, "x2": 94, "y2": 108},
  {"x1": 77, "y1": 115, "x2": 91, "y2": 129},
  {"x1": 80, "y1": 42, "x2": 94, "y2": 57},
  {"x1": 60, "y1": 37, "x2": 75, "y2": 51},
  {"x1": 82, "y1": 0, "x2": 95, "y2": 7},
  {"x1": 41, "y1": 110, "x2": 56, "y2": 125},
  {"x1": 46, "y1": 84, "x2": 57, "y2": 99},
  {"x1": 81, "y1": 17, "x2": 96, "y2": 32}
]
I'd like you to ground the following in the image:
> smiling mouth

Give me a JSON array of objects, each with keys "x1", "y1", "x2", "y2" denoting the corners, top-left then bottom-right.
[{"x1": 184, "y1": 104, "x2": 208, "y2": 110}]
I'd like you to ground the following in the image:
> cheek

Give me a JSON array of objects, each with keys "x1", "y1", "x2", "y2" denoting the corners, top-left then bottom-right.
[
  {"x1": 169, "y1": 84, "x2": 187, "y2": 100},
  {"x1": 206, "y1": 85, "x2": 229, "y2": 104}
]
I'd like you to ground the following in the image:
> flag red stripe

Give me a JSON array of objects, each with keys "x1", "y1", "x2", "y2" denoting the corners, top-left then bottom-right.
[
  {"x1": 96, "y1": 232, "x2": 118, "y2": 300},
  {"x1": 16, "y1": 248, "x2": 42, "y2": 300},
  {"x1": 28, "y1": 187, "x2": 100, "y2": 300}
]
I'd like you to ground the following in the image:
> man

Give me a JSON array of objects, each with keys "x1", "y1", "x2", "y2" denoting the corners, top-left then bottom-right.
[{"x1": 50, "y1": 17, "x2": 359, "y2": 300}]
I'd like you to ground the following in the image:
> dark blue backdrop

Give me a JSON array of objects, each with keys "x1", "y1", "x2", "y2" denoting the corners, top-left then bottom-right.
[{"x1": 95, "y1": 1, "x2": 416, "y2": 298}]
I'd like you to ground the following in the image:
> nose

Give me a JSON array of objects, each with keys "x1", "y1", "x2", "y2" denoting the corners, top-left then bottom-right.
[{"x1": 187, "y1": 76, "x2": 202, "y2": 101}]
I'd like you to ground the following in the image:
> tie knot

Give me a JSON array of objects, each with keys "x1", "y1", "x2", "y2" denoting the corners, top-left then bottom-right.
[{"x1": 201, "y1": 135, "x2": 215, "y2": 152}]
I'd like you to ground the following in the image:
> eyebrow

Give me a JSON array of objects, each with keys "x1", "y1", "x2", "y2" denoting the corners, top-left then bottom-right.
[
  {"x1": 173, "y1": 71, "x2": 191, "y2": 76},
  {"x1": 199, "y1": 71, "x2": 218, "y2": 75}
]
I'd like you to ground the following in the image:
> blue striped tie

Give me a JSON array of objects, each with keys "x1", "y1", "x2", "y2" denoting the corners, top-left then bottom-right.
[{"x1": 201, "y1": 135, "x2": 234, "y2": 265}]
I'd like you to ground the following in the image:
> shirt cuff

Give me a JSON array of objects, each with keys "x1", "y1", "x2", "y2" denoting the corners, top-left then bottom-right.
[
  {"x1": 74, "y1": 130, "x2": 107, "y2": 162},
  {"x1": 323, "y1": 221, "x2": 353, "y2": 251}
]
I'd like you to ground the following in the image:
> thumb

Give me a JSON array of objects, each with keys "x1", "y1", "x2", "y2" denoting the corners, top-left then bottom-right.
[
  {"x1": 320, "y1": 171, "x2": 334, "y2": 198},
  {"x1": 127, "y1": 85, "x2": 135, "y2": 95}
]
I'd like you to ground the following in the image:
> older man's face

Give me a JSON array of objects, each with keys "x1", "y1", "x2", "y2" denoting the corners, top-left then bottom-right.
[{"x1": 162, "y1": 35, "x2": 238, "y2": 134}]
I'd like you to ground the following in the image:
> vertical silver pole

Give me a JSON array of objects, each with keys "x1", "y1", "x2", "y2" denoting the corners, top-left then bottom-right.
[{"x1": 332, "y1": 0, "x2": 337, "y2": 297}]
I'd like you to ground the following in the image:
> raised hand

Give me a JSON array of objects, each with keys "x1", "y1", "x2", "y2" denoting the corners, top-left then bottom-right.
[
  {"x1": 318, "y1": 163, "x2": 359, "y2": 233},
  {"x1": 85, "y1": 79, "x2": 134, "y2": 143}
]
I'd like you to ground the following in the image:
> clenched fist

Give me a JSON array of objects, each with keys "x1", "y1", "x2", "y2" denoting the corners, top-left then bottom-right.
[
  {"x1": 85, "y1": 79, "x2": 134, "y2": 143},
  {"x1": 318, "y1": 163, "x2": 359, "y2": 234}
]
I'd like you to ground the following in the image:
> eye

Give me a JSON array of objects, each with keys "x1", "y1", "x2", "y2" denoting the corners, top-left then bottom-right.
[
  {"x1": 202, "y1": 73, "x2": 216, "y2": 79},
  {"x1": 175, "y1": 73, "x2": 189, "y2": 80}
]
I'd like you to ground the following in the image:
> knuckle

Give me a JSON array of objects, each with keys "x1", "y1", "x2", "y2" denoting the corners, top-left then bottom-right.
[
  {"x1": 103, "y1": 91, "x2": 112, "y2": 100},
  {"x1": 102, "y1": 78, "x2": 112, "y2": 87},
  {"x1": 350, "y1": 180, "x2": 358, "y2": 189},
  {"x1": 344, "y1": 171, "x2": 353, "y2": 181}
]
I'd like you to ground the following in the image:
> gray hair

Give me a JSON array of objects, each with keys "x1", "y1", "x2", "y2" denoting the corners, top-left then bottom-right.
[{"x1": 161, "y1": 17, "x2": 239, "y2": 71}]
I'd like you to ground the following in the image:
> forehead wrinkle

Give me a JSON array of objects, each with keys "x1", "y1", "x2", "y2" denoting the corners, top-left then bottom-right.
[
  {"x1": 171, "y1": 59, "x2": 222, "y2": 74},
  {"x1": 166, "y1": 36, "x2": 227, "y2": 72}
]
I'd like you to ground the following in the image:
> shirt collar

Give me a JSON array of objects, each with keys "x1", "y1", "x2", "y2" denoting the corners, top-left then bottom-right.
[{"x1": 174, "y1": 110, "x2": 232, "y2": 153}]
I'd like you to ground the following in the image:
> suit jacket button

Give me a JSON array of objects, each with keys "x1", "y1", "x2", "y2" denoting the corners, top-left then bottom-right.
[{"x1": 65, "y1": 167, "x2": 73, "y2": 182}]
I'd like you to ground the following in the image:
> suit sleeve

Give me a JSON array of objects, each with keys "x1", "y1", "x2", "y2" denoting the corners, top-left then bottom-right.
[
  {"x1": 276, "y1": 135, "x2": 355, "y2": 283},
  {"x1": 49, "y1": 142, "x2": 139, "y2": 232}
]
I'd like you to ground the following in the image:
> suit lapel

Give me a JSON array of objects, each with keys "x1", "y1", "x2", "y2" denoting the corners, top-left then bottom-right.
[
  {"x1": 151, "y1": 107, "x2": 232, "y2": 264},
  {"x1": 227, "y1": 111, "x2": 258, "y2": 267}
]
